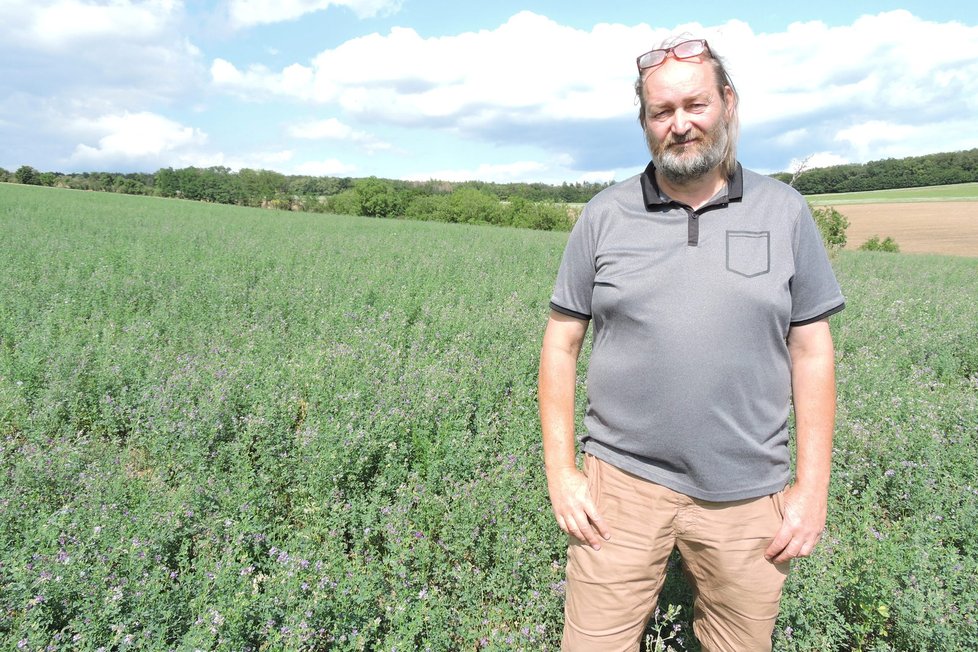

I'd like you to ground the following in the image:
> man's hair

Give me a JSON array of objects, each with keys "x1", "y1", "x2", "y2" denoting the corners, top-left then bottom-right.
[{"x1": 635, "y1": 37, "x2": 740, "y2": 178}]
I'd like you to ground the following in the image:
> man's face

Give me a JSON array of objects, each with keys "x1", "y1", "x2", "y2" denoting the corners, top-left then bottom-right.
[{"x1": 641, "y1": 56, "x2": 734, "y2": 184}]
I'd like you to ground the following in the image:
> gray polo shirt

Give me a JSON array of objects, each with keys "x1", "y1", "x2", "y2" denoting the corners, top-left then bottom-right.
[{"x1": 550, "y1": 162, "x2": 845, "y2": 501}]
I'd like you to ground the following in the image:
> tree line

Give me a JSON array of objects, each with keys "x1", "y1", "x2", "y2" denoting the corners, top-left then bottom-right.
[
  {"x1": 0, "y1": 165, "x2": 613, "y2": 231},
  {"x1": 3, "y1": 146, "x2": 976, "y2": 232},
  {"x1": 772, "y1": 148, "x2": 978, "y2": 194}
]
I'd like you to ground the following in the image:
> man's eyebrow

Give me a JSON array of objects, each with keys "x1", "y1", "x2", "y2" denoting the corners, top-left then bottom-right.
[{"x1": 649, "y1": 92, "x2": 713, "y2": 108}]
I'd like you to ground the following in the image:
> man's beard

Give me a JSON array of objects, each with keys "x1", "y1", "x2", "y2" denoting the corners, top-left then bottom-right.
[{"x1": 647, "y1": 116, "x2": 729, "y2": 185}]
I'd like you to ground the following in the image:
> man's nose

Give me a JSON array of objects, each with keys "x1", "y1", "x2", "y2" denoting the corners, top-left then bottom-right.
[{"x1": 670, "y1": 109, "x2": 691, "y2": 134}]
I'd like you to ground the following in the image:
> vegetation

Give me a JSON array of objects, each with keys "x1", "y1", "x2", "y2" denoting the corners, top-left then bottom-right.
[
  {"x1": 773, "y1": 148, "x2": 978, "y2": 195},
  {"x1": 1, "y1": 184, "x2": 975, "y2": 650},
  {"x1": 806, "y1": 182, "x2": 978, "y2": 205},
  {"x1": 811, "y1": 206, "x2": 850, "y2": 253},
  {"x1": 859, "y1": 236, "x2": 901, "y2": 253}
]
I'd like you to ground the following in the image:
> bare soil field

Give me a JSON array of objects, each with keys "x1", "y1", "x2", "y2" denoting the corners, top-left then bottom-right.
[{"x1": 831, "y1": 201, "x2": 978, "y2": 257}]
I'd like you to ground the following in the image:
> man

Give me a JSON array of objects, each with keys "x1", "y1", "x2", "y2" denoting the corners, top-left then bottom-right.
[{"x1": 539, "y1": 37, "x2": 844, "y2": 651}]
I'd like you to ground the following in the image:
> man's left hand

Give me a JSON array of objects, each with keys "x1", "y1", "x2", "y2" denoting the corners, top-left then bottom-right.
[{"x1": 763, "y1": 483, "x2": 827, "y2": 564}]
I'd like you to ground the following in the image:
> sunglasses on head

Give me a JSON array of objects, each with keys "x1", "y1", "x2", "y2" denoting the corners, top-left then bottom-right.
[{"x1": 636, "y1": 39, "x2": 710, "y2": 72}]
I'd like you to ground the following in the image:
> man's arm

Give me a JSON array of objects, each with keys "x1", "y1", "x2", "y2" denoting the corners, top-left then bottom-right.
[
  {"x1": 539, "y1": 310, "x2": 610, "y2": 550},
  {"x1": 765, "y1": 318, "x2": 836, "y2": 563}
]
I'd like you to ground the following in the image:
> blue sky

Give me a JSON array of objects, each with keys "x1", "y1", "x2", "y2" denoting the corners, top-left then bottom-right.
[{"x1": 2, "y1": 1, "x2": 977, "y2": 183}]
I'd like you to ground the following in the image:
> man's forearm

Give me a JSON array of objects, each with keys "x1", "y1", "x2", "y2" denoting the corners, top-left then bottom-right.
[
  {"x1": 792, "y1": 357, "x2": 834, "y2": 493},
  {"x1": 539, "y1": 344, "x2": 580, "y2": 473},
  {"x1": 788, "y1": 324, "x2": 836, "y2": 492},
  {"x1": 539, "y1": 313, "x2": 588, "y2": 473}
]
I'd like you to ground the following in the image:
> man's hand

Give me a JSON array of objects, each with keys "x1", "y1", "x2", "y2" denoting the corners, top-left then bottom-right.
[
  {"x1": 767, "y1": 318, "x2": 837, "y2": 564},
  {"x1": 546, "y1": 465, "x2": 611, "y2": 551},
  {"x1": 764, "y1": 483, "x2": 827, "y2": 563}
]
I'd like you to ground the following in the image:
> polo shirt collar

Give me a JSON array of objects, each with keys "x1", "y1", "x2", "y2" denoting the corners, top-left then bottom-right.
[{"x1": 640, "y1": 160, "x2": 744, "y2": 210}]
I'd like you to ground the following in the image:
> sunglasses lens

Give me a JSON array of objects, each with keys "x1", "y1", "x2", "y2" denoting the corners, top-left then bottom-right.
[
  {"x1": 673, "y1": 40, "x2": 705, "y2": 59},
  {"x1": 639, "y1": 50, "x2": 666, "y2": 70}
]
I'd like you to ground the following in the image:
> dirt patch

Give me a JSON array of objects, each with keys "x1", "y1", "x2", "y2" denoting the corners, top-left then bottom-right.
[{"x1": 825, "y1": 202, "x2": 978, "y2": 257}]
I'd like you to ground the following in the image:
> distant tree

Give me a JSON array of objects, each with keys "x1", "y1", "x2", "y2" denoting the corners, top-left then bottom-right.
[
  {"x1": 325, "y1": 189, "x2": 360, "y2": 216},
  {"x1": 446, "y1": 188, "x2": 502, "y2": 224},
  {"x1": 354, "y1": 177, "x2": 403, "y2": 218},
  {"x1": 789, "y1": 154, "x2": 814, "y2": 188},
  {"x1": 15, "y1": 165, "x2": 40, "y2": 185},
  {"x1": 0, "y1": 167, "x2": 10, "y2": 182},
  {"x1": 155, "y1": 168, "x2": 179, "y2": 197}
]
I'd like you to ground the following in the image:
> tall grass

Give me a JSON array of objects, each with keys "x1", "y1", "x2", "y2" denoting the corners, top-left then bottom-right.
[{"x1": 1, "y1": 184, "x2": 976, "y2": 650}]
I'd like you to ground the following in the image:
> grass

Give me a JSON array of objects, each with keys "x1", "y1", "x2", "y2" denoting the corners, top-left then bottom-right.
[
  {"x1": 1, "y1": 183, "x2": 976, "y2": 650},
  {"x1": 806, "y1": 182, "x2": 978, "y2": 205}
]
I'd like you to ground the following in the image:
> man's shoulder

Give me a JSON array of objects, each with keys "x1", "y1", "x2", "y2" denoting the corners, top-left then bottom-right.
[
  {"x1": 740, "y1": 167, "x2": 807, "y2": 207},
  {"x1": 582, "y1": 172, "x2": 644, "y2": 213}
]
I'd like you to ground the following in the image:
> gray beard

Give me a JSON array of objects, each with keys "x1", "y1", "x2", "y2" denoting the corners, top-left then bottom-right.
[{"x1": 649, "y1": 123, "x2": 728, "y2": 185}]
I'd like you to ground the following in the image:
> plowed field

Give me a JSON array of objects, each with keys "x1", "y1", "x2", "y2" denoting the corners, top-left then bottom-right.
[{"x1": 831, "y1": 201, "x2": 978, "y2": 256}]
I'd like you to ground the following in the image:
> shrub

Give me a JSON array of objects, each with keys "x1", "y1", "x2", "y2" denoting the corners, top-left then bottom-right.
[
  {"x1": 324, "y1": 189, "x2": 361, "y2": 216},
  {"x1": 859, "y1": 235, "x2": 900, "y2": 253},
  {"x1": 810, "y1": 205, "x2": 849, "y2": 252},
  {"x1": 507, "y1": 197, "x2": 571, "y2": 231}
]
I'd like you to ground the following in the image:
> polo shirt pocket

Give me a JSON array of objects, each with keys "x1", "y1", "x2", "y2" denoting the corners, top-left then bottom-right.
[{"x1": 725, "y1": 230, "x2": 770, "y2": 278}]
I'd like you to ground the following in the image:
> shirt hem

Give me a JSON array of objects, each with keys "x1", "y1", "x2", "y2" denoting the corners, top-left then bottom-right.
[
  {"x1": 790, "y1": 301, "x2": 845, "y2": 326},
  {"x1": 583, "y1": 440, "x2": 789, "y2": 502},
  {"x1": 549, "y1": 301, "x2": 591, "y2": 321}
]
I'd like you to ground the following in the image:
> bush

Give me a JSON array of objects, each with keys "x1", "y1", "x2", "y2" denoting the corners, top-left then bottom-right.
[
  {"x1": 324, "y1": 189, "x2": 361, "y2": 216},
  {"x1": 507, "y1": 197, "x2": 571, "y2": 231},
  {"x1": 354, "y1": 177, "x2": 404, "y2": 219},
  {"x1": 859, "y1": 235, "x2": 900, "y2": 253},
  {"x1": 810, "y1": 205, "x2": 849, "y2": 252}
]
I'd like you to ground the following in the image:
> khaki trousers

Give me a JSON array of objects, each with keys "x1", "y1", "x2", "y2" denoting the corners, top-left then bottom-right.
[{"x1": 563, "y1": 455, "x2": 790, "y2": 652}]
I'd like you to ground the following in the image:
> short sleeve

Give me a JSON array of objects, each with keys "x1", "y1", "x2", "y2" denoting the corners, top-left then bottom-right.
[
  {"x1": 789, "y1": 204, "x2": 845, "y2": 325},
  {"x1": 550, "y1": 207, "x2": 597, "y2": 320}
]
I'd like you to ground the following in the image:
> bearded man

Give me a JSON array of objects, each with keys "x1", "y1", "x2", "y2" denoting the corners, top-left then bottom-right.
[{"x1": 539, "y1": 37, "x2": 845, "y2": 651}]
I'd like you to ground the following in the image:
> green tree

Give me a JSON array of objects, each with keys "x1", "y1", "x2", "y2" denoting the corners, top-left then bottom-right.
[
  {"x1": 325, "y1": 189, "x2": 361, "y2": 215},
  {"x1": 446, "y1": 188, "x2": 502, "y2": 224},
  {"x1": 354, "y1": 177, "x2": 404, "y2": 218},
  {"x1": 14, "y1": 165, "x2": 40, "y2": 185}
]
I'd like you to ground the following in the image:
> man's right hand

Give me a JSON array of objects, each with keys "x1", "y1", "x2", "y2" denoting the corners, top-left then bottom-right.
[{"x1": 546, "y1": 465, "x2": 611, "y2": 550}]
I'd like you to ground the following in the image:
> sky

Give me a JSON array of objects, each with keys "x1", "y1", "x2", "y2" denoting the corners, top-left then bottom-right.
[{"x1": 2, "y1": 1, "x2": 977, "y2": 184}]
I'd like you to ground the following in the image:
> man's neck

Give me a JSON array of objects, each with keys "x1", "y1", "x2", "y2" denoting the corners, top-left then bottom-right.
[{"x1": 655, "y1": 168, "x2": 727, "y2": 210}]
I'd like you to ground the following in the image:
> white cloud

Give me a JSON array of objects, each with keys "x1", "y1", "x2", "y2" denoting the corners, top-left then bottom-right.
[
  {"x1": 732, "y1": 10, "x2": 978, "y2": 129},
  {"x1": 227, "y1": 0, "x2": 401, "y2": 29},
  {"x1": 210, "y1": 10, "x2": 978, "y2": 173},
  {"x1": 212, "y1": 12, "x2": 660, "y2": 124},
  {"x1": 835, "y1": 121, "x2": 918, "y2": 155},
  {"x1": 69, "y1": 112, "x2": 207, "y2": 166},
  {"x1": 1, "y1": 0, "x2": 180, "y2": 50},
  {"x1": 0, "y1": 0, "x2": 203, "y2": 105},
  {"x1": 788, "y1": 152, "x2": 850, "y2": 172},
  {"x1": 286, "y1": 118, "x2": 391, "y2": 152}
]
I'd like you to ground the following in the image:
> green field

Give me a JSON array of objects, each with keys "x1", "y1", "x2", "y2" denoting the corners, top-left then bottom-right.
[
  {"x1": 2, "y1": 184, "x2": 977, "y2": 650},
  {"x1": 806, "y1": 182, "x2": 978, "y2": 205}
]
